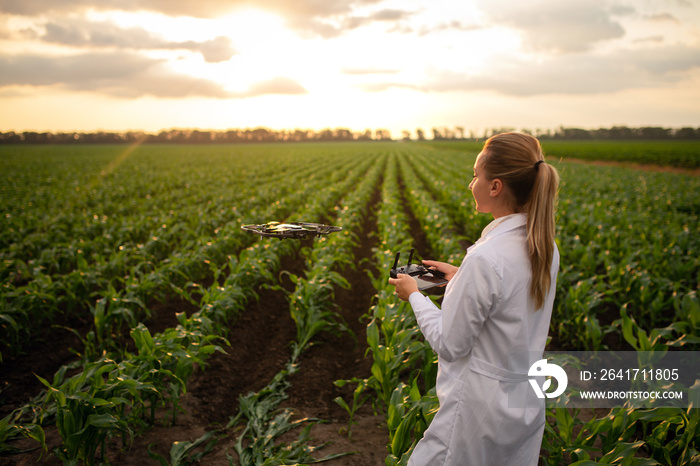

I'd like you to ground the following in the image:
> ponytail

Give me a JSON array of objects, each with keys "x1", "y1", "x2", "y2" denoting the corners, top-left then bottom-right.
[
  {"x1": 480, "y1": 133, "x2": 560, "y2": 309},
  {"x1": 526, "y1": 161, "x2": 559, "y2": 309}
]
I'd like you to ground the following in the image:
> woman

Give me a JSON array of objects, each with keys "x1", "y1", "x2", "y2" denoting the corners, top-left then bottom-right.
[{"x1": 389, "y1": 132, "x2": 560, "y2": 465}]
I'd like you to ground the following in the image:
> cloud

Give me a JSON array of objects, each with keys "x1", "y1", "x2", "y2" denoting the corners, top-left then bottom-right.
[
  {"x1": 609, "y1": 5, "x2": 635, "y2": 17},
  {"x1": 633, "y1": 36, "x2": 665, "y2": 44},
  {"x1": 477, "y1": 0, "x2": 625, "y2": 54},
  {"x1": 362, "y1": 44, "x2": 700, "y2": 96},
  {"x1": 39, "y1": 19, "x2": 235, "y2": 63},
  {"x1": 372, "y1": 9, "x2": 408, "y2": 21},
  {"x1": 232, "y1": 77, "x2": 308, "y2": 98},
  {"x1": 0, "y1": 0, "x2": 407, "y2": 39},
  {"x1": 415, "y1": 21, "x2": 483, "y2": 37},
  {"x1": 0, "y1": 0, "x2": 383, "y2": 22},
  {"x1": 0, "y1": 52, "x2": 231, "y2": 98},
  {"x1": 0, "y1": 51, "x2": 306, "y2": 99},
  {"x1": 0, "y1": 0, "x2": 239, "y2": 17},
  {"x1": 194, "y1": 37, "x2": 237, "y2": 63},
  {"x1": 341, "y1": 9, "x2": 411, "y2": 31},
  {"x1": 341, "y1": 67, "x2": 399, "y2": 75},
  {"x1": 281, "y1": 7, "x2": 414, "y2": 38},
  {"x1": 628, "y1": 44, "x2": 700, "y2": 74},
  {"x1": 646, "y1": 13, "x2": 680, "y2": 24}
]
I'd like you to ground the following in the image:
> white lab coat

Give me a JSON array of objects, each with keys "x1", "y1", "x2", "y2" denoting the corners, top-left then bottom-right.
[{"x1": 407, "y1": 213, "x2": 559, "y2": 466}]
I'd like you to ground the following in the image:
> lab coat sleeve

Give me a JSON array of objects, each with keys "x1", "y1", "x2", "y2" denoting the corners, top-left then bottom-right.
[{"x1": 409, "y1": 254, "x2": 501, "y2": 363}]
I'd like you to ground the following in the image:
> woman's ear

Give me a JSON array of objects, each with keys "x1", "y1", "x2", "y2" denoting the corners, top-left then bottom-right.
[{"x1": 489, "y1": 178, "x2": 504, "y2": 197}]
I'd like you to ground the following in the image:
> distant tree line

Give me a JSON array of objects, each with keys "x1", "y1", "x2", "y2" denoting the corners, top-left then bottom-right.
[
  {"x1": 432, "y1": 126, "x2": 700, "y2": 141},
  {"x1": 1, "y1": 125, "x2": 699, "y2": 144},
  {"x1": 540, "y1": 126, "x2": 700, "y2": 140},
  {"x1": 0, "y1": 127, "x2": 391, "y2": 144}
]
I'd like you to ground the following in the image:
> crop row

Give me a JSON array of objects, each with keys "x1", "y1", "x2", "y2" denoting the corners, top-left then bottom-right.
[
  {"x1": 346, "y1": 152, "x2": 440, "y2": 465},
  {"x1": 210, "y1": 149, "x2": 388, "y2": 465}
]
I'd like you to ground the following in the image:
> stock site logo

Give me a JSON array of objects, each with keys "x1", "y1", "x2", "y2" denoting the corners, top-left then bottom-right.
[{"x1": 528, "y1": 359, "x2": 568, "y2": 399}]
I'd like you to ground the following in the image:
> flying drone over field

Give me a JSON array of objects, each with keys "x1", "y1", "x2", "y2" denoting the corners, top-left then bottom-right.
[{"x1": 241, "y1": 221, "x2": 342, "y2": 239}]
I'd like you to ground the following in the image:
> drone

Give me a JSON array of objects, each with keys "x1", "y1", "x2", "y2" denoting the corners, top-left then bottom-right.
[
  {"x1": 390, "y1": 248, "x2": 448, "y2": 290},
  {"x1": 241, "y1": 221, "x2": 342, "y2": 239}
]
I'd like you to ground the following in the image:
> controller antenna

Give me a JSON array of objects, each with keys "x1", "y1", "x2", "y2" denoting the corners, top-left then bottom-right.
[
  {"x1": 392, "y1": 252, "x2": 401, "y2": 270},
  {"x1": 390, "y1": 252, "x2": 401, "y2": 278},
  {"x1": 406, "y1": 248, "x2": 414, "y2": 271}
]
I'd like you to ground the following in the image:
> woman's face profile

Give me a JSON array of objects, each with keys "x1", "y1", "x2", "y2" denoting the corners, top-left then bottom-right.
[{"x1": 469, "y1": 151, "x2": 492, "y2": 213}]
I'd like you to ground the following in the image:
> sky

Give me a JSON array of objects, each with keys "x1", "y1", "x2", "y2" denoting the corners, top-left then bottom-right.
[{"x1": 0, "y1": 0, "x2": 699, "y2": 139}]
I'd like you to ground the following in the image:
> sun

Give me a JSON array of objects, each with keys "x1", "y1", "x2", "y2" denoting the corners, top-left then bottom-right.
[
  {"x1": 213, "y1": 8, "x2": 301, "y2": 89},
  {"x1": 217, "y1": 9, "x2": 290, "y2": 49}
]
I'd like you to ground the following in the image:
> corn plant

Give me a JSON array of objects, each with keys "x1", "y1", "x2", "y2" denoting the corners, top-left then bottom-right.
[
  {"x1": 36, "y1": 359, "x2": 148, "y2": 465},
  {"x1": 333, "y1": 377, "x2": 371, "y2": 439},
  {"x1": 147, "y1": 430, "x2": 219, "y2": 466},
  {"x1": 631, "y1": 405, "x2": 700, "y2": 465},
  {"x1": 286, "y1": 270, "x2": 351, "y2": 357},
  {"x1": 226, "y1": 362, "x2": 351, "y2": 466},
  {"x1": 364, "y1": 293, "x2": 433, "y2": 406},
  {"x1": 384, "y1": 379, "x2": 438, "y2": 466},
  {"x1": 543, "y1": 400, "x2": 700, "y2": 466},
  {"x1": 0, "y1": 411, "x2": 45, "y2": 455}
]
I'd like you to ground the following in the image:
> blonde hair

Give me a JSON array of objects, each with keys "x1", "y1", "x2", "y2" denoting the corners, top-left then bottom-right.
[{"x1": 479, "y1": 132, "x2": 559, "y2": 309}]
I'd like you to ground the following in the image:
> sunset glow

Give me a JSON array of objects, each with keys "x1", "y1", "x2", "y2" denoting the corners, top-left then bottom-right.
[{"x1": 0, "y1": 0, "x2": 698, "y2": 137}]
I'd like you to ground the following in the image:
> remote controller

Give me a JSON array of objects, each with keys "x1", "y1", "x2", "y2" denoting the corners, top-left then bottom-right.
[{"x1": 389, "y1": 248, "x2": 447, "y2": 290}]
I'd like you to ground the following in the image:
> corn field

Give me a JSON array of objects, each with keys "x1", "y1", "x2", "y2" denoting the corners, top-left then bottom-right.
[{"x1": 0, "y1": 141, "x2": 698, "y2": 465}]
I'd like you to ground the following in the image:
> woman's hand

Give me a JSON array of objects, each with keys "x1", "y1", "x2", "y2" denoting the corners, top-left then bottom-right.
[
  {"x1": 388, "y1": 274, "x2": 419, "y2": 301},
  {"x1": 422, "y1": 260, "x2": 458, "y2": 281}
]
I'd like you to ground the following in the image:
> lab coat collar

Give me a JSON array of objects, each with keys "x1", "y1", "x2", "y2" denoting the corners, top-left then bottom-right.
[{"x1": 480, "y1": 212, "x2": 527, "y2": 239}]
